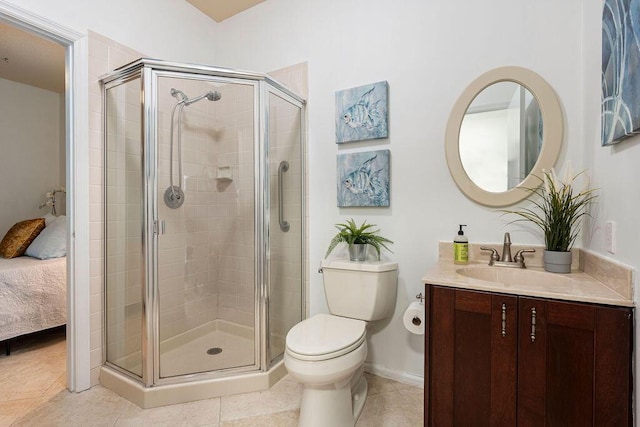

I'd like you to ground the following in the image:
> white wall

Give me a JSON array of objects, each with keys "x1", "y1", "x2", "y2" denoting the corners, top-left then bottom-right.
[
  {"x1": 582, "y1": 1, "x2": 640, "y2": 272},
  {"x1": 213, "y1": 0, "x2": 598, "y2": 382},
  {"x1": 0, "y1": 77, "x2": 63, "y2": 235}
]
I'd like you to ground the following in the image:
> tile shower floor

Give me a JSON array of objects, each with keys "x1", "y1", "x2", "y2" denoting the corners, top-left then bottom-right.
[{"x1": 1, "y1": 328, "x2": 424, "y2": 426}]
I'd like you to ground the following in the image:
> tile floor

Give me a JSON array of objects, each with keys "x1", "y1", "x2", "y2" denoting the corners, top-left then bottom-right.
[{"x1": 1, "y1": 328, "x2": 424, "y2": 426}]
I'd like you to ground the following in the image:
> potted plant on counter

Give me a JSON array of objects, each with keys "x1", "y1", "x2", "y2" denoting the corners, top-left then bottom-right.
[
  {"x1": 325, "y1": 218, "x2": 393, "y2": 261},
  {"x1": 503, "y1": 168, "x2": 597, "y2": 273}
]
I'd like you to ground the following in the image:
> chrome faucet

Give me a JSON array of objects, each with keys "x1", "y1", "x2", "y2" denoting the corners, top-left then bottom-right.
[
  {"x1": 481, "y1": 232, "x2": 535, "y2": 269},
  {"x1": 501, "y1": 232, "x2": 513, "y2": 262}
]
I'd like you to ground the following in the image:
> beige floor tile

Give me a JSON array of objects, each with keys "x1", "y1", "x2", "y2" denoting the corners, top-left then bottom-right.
[
  {"x1": 364, "y1": 372, "x2": 398, "y2": 396},
  {"x1": 392, "y1": 381, "x2": 424, "y2": 407},
  {"x1": 220, "y1": 376, "x2": 302, "y2": 421},
  {"x1": 356, "y1": 390, "x2": 423, "y2": 427},
  {"x1": 5, "y1": 328, "x2": 427, "y2": 426},
  {"x1": 220, "y1": 409, "x2": 298, "y2": 427},
  {"x1": 13, "y1": 386, "x2": 133, "y2": 427},
  {"x1": 116, "y1": 396, "x2": 222, "y2": 426}
]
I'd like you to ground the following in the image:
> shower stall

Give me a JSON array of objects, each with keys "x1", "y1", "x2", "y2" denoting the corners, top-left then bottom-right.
[{"x1": 99, "y1": 59, "x2": 305, "y2": 407}]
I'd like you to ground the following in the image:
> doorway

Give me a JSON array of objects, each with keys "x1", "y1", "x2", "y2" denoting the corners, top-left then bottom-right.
[{"x1": 0, "y1": 2, "x2": 91, "y2": 392}]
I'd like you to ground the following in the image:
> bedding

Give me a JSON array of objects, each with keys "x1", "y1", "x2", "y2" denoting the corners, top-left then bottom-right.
[
  {"x1": 0, "y1": 255, "x2": 67, "y2": 343},
  {"x1": 25, "y1": 216, "x2": 66, "y2": 259},
  {"x1": 0, "y1": 218, "x2": 46, "y2": 258}
]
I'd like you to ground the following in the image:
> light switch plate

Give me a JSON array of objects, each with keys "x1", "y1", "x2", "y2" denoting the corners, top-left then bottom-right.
[{"x1": 605, "y1": 220, "x2": 616, "y2": 254}]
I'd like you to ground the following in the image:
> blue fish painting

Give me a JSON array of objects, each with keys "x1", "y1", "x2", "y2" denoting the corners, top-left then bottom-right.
[
  {"x1": 337, "y1": 150, "x2": 390, "y2": 207},
  {"x1": 336, "y1": 81, "x2": 389, "y2": 143},
  {"x1": 602, "y1": 0, "x2": 640, "y2": 145}
]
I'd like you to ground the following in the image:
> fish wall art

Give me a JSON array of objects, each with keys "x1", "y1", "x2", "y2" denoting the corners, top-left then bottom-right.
[
  {"x1": 602, "y1": 0, "x2": 640, "y2": 145},
  {"x1": 337, "y1": 149, "x2": 390, "y2": 207},
  {"x1": 335, "y1": 81, "x2": 389, "y2": 143}
]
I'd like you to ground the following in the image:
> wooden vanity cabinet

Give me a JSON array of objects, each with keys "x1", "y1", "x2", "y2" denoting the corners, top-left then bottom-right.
[{"x1": 424, "y1": 284, "x2": 633, "y2": 426}]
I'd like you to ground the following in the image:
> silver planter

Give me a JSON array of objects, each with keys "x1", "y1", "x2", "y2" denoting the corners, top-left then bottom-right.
[
  {"x1": 348, "y1": 244, "x2": 368, "y2": 261},
  {"x1": 543, "y1": 250, "x2": 572, "y2": 274}
]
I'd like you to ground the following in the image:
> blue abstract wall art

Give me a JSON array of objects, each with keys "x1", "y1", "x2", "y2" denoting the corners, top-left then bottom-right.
[
  {"x1": 602, "y1": 0, "x2": 640, "y2": 145},
  {"x1": 337, "y1": 149, "x2": 390, "y2": 207},
  {"x1": 335, "y1": 81, "x2": 389, "y2": 143}
]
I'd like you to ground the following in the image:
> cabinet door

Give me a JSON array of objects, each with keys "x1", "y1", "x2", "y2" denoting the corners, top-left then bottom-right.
[
  {"x1": 427, "y1": 286, "x2": 518, "y2": 426},
  {"x1": 517, "y1": 297, "x2": 632, "y2": 426}
]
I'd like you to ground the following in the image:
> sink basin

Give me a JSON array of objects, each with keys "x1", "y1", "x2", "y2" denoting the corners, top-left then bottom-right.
[{"x1": 456, "y1": 265, "x2": 574, "y2": 288}]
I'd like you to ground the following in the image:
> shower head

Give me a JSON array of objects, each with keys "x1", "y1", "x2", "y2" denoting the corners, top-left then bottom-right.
[
  {"x1": 170, "y1": 88, "x2": 188, "y2": 103},
  {"x1": 184, "y1": 90, "x2": 222, "y2": 106},
  {"x1": 206, "y1": 91, "x2": 222, "y2": 101}
]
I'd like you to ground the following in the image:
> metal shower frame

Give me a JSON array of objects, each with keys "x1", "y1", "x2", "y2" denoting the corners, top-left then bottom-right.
[{"x1": 100, "y1": 58, "x2": 306, "y2": 388}]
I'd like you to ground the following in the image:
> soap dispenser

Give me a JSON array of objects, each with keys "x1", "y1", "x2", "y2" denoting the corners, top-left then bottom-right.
[{"x1": 454, "y1": 224, "x2": 469, "y2": 265}]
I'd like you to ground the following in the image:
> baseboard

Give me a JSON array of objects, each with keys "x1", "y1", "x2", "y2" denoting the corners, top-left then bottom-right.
[{"x1": 363, "y1": 362, "x2": 424, "y2": 388}]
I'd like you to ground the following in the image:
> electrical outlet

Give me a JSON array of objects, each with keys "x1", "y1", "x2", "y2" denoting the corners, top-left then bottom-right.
[{"x1": 605, "y1": 221, "x2": 616, "y2": 254}]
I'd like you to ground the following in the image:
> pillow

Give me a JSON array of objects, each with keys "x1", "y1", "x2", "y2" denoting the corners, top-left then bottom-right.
[
  {"x1": 25, "y1": 215, "x2": 67, "y2": 260},
  {"x1": 0, "y1": 218, "x2": 46, "y2": 258},
  {"x1": 43, "y1": 213, "x2": 57, "y2": 226}
]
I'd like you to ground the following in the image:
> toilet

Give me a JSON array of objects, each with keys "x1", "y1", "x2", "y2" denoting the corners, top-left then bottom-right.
[{"x1": 285, "y1": 259, "x2": 398, "y2": 427}]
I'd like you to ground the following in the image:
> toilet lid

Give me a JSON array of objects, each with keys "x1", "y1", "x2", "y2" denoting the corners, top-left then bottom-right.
[{"x1": 286, "y1": 314, "x2": 366, "y2": 361}]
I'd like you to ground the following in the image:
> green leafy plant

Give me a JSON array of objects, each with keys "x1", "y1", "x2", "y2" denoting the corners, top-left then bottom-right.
[
  {"x1": 503, "y1": 168, "x2": 597, "y2": 252},
  {"x1": 325, "y1": 218, "x2": 393, "y2": 260}
]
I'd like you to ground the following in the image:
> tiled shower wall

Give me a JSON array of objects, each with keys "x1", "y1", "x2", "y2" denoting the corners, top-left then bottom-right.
[
  {"x1": 88, "y1": 31, "x2": 308, "y2": 385},
  {"x1": 156, "y1": 77, "x2": 256, "y2": 342}
]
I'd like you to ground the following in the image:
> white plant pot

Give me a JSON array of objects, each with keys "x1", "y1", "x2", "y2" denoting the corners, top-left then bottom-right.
[{"x1": 543, "y1": 250, "x2": 572, "y2": 274}]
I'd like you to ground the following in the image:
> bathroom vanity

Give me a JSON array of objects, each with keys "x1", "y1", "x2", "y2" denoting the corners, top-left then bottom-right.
[{"x1": 422, "y1": 243, "x2": 634, "y2": 426}]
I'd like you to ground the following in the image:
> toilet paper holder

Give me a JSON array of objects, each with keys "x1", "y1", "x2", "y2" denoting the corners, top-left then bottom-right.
[{"x1": 412, "y1": 293, "x2": 425, "y2": 326}]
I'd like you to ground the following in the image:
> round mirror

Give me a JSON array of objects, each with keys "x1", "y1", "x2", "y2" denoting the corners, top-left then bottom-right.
[{"x1": 445, "y1": 67, "x2": 563, "y2": 207}]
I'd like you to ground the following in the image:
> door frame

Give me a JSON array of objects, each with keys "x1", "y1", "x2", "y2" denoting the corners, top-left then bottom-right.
[{"x1": 0, "y1": 0, "x2": 91, "y2": 391}]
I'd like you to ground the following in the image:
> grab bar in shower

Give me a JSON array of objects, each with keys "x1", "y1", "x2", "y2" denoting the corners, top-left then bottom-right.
[{"x1": 278, "y1": 160, "x2": 290, "y2": 232}]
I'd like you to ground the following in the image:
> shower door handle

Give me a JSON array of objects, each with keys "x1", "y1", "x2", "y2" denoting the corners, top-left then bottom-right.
[
  {"x1": 278, "y1": 161, "x2": 290, "y2": 232},
  {"x1": 153, "y1": 220, "x2": 166, "y2": 235}
]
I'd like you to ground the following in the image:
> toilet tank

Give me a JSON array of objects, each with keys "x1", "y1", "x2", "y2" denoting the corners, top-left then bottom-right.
[{"x1": 321, "y1": 259, "x2": 398, "y2": 321}]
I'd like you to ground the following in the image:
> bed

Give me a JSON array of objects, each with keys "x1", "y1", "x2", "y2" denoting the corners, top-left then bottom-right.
[
  {"x1": 0, "y1": 215, "x2": 68, "y2": 355},
  {"x1": 0, "y1": 256, "x2": 67, "y2": 354}
]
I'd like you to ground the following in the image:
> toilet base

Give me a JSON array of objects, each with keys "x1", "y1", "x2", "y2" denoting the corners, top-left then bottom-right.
[{"x1": 297, "y1": 368, "x2": 368, "y2": 427}]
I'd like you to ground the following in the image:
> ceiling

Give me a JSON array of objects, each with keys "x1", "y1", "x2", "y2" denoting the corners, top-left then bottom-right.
[
  {"x1": 186, "y1": 0, "x2": 265, "y2": 22},
  {"x1": 0, "y1": 1, "x2": 264, "y2": 93},
  {"x1": 0, "y1": 22, "x2": 65, "y2": 93}
]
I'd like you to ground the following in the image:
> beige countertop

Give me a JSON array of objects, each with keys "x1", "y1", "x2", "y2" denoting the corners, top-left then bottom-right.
[{"x1": 423, "y1": 242, "x2": 635, "y2": 307}]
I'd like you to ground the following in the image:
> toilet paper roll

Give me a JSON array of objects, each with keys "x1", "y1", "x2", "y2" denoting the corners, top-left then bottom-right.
[{"x1": 403, "y1": 301, "x2": 425, "y2": 335}]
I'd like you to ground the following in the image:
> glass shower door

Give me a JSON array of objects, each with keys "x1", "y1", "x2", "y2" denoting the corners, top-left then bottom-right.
[
  {"x1": 155, "y1": 74, "x2": 258, "y2": 378},
  {"x1": 267, "y1": 88, "x2": 304, "y2": 364},
  {"x1": 104, "y1": 77, "x2": 144, "y2": 378}
]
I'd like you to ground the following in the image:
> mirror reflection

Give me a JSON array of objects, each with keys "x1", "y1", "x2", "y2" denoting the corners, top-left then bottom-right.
[{"x1": 459, "y1": 82, "x2": 542, "y2": 193}]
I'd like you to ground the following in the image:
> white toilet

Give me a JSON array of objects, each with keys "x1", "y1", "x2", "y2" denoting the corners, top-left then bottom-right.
[{"x1": 285, "y1": 259, "x2": 398, "y2": 427}]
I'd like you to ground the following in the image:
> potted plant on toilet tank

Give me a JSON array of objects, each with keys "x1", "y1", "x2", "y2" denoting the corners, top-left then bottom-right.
[
  {"x1": 504, "y1": 167, "x2": 597, "y2": 273},
  {"x1": 325, "y1": 218, "x2": 393, "y2": 261}
]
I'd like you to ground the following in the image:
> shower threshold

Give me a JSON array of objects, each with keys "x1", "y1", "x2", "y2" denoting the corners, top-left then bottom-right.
[
  {"x1": 100, "y1": 358, "x2": 286, "y2": 409},
  {"x1": 100, "y1": 320, "x2": 286, "y2": 408}
]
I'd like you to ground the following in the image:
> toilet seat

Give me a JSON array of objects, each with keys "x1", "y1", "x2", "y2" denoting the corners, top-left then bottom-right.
[{"x1": 286, "y1": 314, "x2": 366, "y2": 362}]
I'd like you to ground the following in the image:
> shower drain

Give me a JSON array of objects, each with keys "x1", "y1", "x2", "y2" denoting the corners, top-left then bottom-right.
[{"x1": 207, "y1": 347, "x2": 223, "y2": 355}]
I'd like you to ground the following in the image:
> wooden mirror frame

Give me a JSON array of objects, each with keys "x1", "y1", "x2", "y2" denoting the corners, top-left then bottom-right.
[{"x1": 445, "y1": 66, "x2": 563, "y2": 207}]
